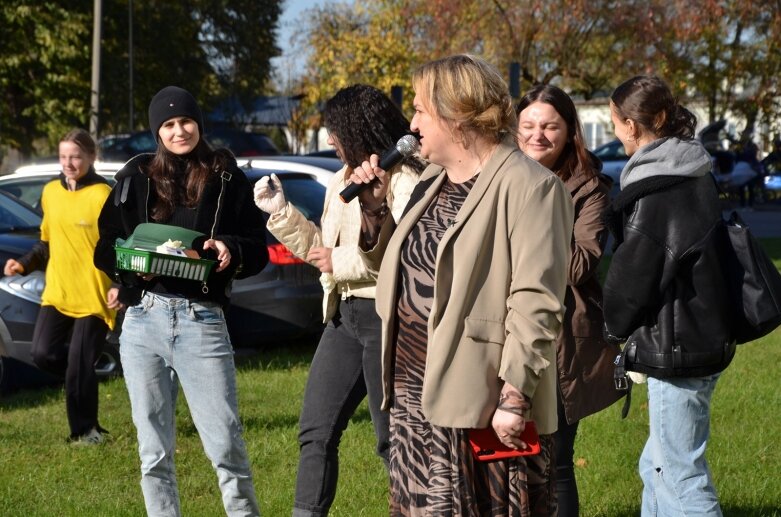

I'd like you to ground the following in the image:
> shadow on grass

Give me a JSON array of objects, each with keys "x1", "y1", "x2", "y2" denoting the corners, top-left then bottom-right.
[
  {"x1": 0, "y1": 382, "x2": 63, "y2": 410},
  {"x1": 234, "y1": 339, "x2": 317, "y2": 372}
]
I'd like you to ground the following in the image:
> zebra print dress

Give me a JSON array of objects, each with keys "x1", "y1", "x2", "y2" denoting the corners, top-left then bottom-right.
[{"x1": 389, "y1": 175, "x2": 556, "y2": 517}]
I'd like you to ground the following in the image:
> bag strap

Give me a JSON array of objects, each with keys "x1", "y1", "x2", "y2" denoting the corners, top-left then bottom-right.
[{"x1": 614, "y1": 349, "x2": 633, "y2": 419}]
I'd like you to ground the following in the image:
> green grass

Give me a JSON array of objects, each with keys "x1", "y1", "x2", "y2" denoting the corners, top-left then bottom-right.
[{"x1": 2, "y1": 241, "x2": 781, "y2": 516}]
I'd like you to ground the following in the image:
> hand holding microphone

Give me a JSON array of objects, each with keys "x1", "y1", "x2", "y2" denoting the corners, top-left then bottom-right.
[{"x1": 340, "y1": 135, "x2": 419, "y2": 205}]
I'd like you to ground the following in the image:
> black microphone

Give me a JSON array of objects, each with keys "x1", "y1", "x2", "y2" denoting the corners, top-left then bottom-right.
[{"x1": 339, "y1": 134, "x2": 420, "y2": 204}]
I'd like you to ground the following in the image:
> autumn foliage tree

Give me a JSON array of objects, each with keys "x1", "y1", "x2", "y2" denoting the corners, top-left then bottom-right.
[{"x1": 298, "y1": 0, "x2": 780, "y2": 142}]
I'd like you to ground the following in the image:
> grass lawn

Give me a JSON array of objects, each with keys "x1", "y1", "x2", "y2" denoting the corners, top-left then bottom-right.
[{"x1": 2, "y1": 239, "x2": 781, "y2": 516}]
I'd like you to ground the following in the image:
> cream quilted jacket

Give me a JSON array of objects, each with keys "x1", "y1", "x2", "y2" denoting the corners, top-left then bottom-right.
[{"x1": 266, "y1": 163, "x2": 419, "y2": 322}]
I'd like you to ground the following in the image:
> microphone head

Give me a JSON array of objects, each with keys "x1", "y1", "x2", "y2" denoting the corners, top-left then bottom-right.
[{"x1": 396, "y1": 134, "x2": 420, "y2": 157}]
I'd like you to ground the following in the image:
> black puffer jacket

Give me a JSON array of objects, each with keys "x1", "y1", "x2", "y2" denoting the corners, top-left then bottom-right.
[
  {"x1": 604, "y1": 173, "x2": 735, "y2": 378},
  {"x1": 93, "y1": 153, "x2": 267, "y2": 307}
]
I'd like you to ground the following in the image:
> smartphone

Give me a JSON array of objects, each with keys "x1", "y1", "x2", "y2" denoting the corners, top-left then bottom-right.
[{"x1": 468, "y1": 421, "x2": 541, "y2": 462}]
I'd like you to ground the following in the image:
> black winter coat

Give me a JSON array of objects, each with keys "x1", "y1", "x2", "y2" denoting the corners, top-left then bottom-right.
[
  {"x1": 93, "y1": 153, "x2": 268, "y2": 307},
  {"x1": 603, "y1": 174, "x2": 735, "y2": 378}
]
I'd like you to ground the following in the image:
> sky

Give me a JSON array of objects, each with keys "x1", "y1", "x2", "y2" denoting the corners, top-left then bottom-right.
[{"x1": 272, "y1": 0, "x2": 334, "y2": 85}]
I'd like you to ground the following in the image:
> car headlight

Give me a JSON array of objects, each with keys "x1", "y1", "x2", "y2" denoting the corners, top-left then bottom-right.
[{"x1": 0, "y1": 270, "x2": 45, "y2": 304}]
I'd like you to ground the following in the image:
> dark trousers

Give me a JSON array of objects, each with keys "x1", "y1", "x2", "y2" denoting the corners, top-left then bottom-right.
[
  {"x1": 554, "y1": 394, "x2": 580, "y2": 517},
  {"x1": 31, "y1": 305, "x2": 107, "y2": 437},
  {"x1": 293, "y1": 297, "x2": 390, "y2": 517}
]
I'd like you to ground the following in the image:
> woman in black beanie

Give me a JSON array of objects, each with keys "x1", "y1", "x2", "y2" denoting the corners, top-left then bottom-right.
[{"x1": 94, "y1": 85, "x2": 266, "y2": 516}]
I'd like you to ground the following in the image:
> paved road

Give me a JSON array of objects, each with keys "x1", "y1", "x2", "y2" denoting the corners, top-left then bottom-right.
[{"x1": 723, "y1": 206, "x2": 781, "y2": 238}]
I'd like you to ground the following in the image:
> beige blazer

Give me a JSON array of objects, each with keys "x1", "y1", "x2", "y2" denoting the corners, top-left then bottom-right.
[{"x1": 364, "y1": 139, "x2": 573, "y2": 434}]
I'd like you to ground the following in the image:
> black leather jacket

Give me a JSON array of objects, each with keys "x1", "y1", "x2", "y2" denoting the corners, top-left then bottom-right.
[
  {"x1": 93, "y1": 153, "x2": 268, "y2": 307},
  {"x1": 603, "y1": 174, "x2": 735, "y2": 378}
]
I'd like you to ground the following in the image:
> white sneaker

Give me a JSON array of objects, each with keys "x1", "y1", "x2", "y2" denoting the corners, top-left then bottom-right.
[{"x1": 71, "y1": 428, "x2": 104, "y2": 446}]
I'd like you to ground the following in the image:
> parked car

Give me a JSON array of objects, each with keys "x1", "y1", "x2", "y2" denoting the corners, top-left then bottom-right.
[
  {"x1": 592, "y1": 139, "x2": 628, "y2": 188},
  {"x1": 305, "y1": 148, "x2": 339, "y2": 160},
  {"x1": 206, "y1": 128, "x2": 280, "y2": 157},
  {"x1": 99, "y1": 129, "x2": 280, "y2": 162},
  {"x1": 0, "y1": 165, "x2": 119, "y2": 210},
  {"x1": 0, "y1": 157, "x2": 334, "y2": 392},
  {"x1": 237, "y1": 155, "x2": 342, "y2": 187}
]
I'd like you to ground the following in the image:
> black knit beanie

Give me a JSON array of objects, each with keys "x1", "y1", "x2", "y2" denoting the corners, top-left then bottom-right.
[{"x1": 148, "y1": 86, "x2": 204, "y2": 141}]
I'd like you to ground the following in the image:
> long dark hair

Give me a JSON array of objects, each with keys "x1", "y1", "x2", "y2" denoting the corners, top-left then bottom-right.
[
  {"x1": 323, "y1": 84, "x2": 424, "y2": 173},
  {"x1": 611, "y1": 75, "x2": 697, "y2": 140},
  {"x1": 146, "y1": 134, "x2": 232, "y2": 222},
  {"x1": 516, "y1": 84, "x2": 595, "y2": 183}
]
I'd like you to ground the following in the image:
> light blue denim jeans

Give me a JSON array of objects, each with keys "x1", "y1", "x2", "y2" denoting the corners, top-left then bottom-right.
[
  {"x1": 640, "y1": 374, "x2": 723, "y2": 517},
  {"x1": 120, "y1": 292, "x2": 260, "y2": 517}
]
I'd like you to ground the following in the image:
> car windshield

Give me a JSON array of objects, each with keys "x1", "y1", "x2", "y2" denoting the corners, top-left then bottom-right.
[
  {"x1": 0, "y1": 175, "x2": 117, "y2": 213},
  {"x1": 245, "y1": 172, "x2": 325, "y2": 224},
  {"x1": 594, "y1": 141, "x2": 628, "y2": 160},
  {"x1": 274, "y1": 177, "x2": 325, "y2": 224},
  {"x1": 0, "y1": 193, "x2": 42, "y2": 232}
]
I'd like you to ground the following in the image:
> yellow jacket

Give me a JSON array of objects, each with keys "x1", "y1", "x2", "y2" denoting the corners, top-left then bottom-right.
[{"x1": 40, "y1": 180, "x2": 116, "y2": 329}]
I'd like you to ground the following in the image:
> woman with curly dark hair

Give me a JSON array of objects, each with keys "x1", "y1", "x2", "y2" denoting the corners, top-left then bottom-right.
[
  {"x1": 94, "y1": 86, "x2": 266, "y2": 516},
  {"x1": 254, "y1": 84, "x2": 423, "y2": 516}
]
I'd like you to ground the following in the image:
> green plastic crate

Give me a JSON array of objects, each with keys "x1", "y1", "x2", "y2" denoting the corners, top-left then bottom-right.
[{"x1": 115, "y1": 246, "x2": 215, "y2": 282}]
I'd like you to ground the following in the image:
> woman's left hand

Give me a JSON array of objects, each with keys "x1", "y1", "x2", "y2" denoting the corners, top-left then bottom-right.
[
  {"x1": 203, "y1": 239, "x2": 231, "y2": 272},
  {"x1": 492, "y1": 409, "x2": 529, "y2": 451},
  {"x1": 106, "y1": 287, "x2": 125, "y2": 311},
  {"x1": 306, "y1": 247, "x2": 333, "y2": 273}
]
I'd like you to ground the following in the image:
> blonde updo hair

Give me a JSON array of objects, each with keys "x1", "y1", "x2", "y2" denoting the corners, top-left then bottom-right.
[{"x1": 412, "y1": 54, "x2": 516, "y2": 145}]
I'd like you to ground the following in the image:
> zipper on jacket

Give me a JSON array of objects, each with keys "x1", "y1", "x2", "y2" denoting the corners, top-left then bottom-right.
[{"x1": 145, "y1": 177, "x2": 150, "y2": 223}]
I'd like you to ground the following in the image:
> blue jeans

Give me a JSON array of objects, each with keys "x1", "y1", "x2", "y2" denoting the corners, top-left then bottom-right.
[
  {"x1": 293, "y1": 297, "x2": 390, "y2": 517},
  {"x1": 120, "y1": 293, "x2": 259, "y2": 517},
  {"x1": 640, "y1": 374, "x2": 722, "y2": 517}
]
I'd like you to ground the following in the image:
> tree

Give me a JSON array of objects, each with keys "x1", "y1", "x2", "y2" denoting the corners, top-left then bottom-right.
[
  {"x1": 296, "y1": 0, "x2": 781, "y2": 145},
  {"x1": 0, "y1": 2, "x2": 93, "y2": 157},
  {"x1": 0, "y1": 0, "x2": 282, "y2": 161}
]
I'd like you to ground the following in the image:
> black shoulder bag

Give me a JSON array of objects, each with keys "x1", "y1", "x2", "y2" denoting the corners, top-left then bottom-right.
[{"x1": 720, "y1": 210, "x2": 781, "y2": 344}]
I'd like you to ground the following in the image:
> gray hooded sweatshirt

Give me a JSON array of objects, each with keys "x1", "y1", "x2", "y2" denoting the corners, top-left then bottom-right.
[{"x1": 620, "y1": 136, "x2": 712, "y2": 190}]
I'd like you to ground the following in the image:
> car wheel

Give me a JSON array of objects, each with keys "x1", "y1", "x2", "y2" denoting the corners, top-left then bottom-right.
[
  {"x1": 0, "y1": 356, "x2": 8, "y2": 393},
  {"x1": 95, "y1": 342, "x2": 122, "y2": 377}
]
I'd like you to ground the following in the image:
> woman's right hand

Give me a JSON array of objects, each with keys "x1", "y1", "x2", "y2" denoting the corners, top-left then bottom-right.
[
  {"x1": 253, "y1": 173, "x2": 287, "y2": 214},
  {"x1": 349, "y1": 154, "x2": 390, "y2": 209},
  {"x1": 3, "y1": 259, "x2": 24, "y2": 277}
]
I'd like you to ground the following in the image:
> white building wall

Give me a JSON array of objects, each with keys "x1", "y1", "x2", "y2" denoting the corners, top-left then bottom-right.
[{"x1": 574, "y1": 98, "x2": 755, "y2": 152}]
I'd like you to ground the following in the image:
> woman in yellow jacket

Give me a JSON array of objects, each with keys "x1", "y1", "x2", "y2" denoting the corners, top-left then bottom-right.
[{"x1": 3, "y1": 128, "x2": 115, "y2": 444}]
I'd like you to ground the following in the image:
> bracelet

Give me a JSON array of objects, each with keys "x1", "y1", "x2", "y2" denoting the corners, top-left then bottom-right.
[{"x1": 497, "y1": 391, "x2": 532, "y2": 417}]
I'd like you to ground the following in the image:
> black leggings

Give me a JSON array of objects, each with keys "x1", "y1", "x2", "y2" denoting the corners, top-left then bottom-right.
[
  {"x1": 554, "y1": 394, "x2": 580, "y2": 517},
  {"x1": 31, "y1": 306, "x2": 107, "y2": 437}
]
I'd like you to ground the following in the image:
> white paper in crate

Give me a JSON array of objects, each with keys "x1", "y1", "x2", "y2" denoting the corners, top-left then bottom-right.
[{"x1": 117, "y1": 223, "x2": 204, "y2": 252}]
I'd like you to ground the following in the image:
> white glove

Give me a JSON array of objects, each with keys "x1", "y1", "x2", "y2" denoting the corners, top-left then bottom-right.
[
  {"x1": 627, "y1": 371, "x2": 648, "y2": 384},
  {"x1": 253, "y1": 173, "x2": 286, "y2": 214}
]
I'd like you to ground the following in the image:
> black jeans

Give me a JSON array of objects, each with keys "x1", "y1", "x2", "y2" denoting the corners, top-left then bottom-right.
[
  {"x1": 30, "y1": 305, "x2": 107, "y2": 437},
  {"x1": 554, "y1": 393, "x2": 580, "y2": 517},
  {"x1": 293, "y1": 297, "x2": 390, "y2": 517}
]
